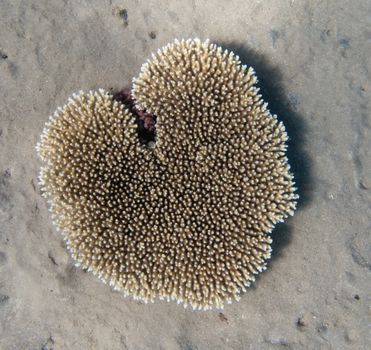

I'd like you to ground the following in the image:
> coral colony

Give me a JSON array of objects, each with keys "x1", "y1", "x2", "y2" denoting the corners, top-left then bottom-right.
[{"x1": 36, "y1": 39, "x2": 297, "y2": 310}]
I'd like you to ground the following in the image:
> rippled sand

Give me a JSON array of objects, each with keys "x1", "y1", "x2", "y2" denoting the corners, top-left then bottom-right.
[{"x1": 0, "y1": 1, "x2": 369, "y2": 349}]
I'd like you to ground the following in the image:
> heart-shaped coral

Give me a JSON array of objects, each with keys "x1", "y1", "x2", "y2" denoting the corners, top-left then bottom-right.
[{"x1": 37, "y1": 39, "x2": 297, "y2": 310}]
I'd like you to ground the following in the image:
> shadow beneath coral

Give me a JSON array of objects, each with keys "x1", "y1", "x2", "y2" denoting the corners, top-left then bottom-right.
[{"x1": 218, "y1": 41, "x2": 314, "y2": 261}]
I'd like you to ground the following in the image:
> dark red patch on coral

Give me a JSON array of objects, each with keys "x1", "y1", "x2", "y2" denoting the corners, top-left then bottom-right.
[{"x1": 112, "y1": 88, "x2": 156, "y2": 145}]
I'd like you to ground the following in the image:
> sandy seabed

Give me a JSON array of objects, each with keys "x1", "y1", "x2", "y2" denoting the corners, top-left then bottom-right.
[{"x1": 0, "y1": 1, "x2": 370, "y2": 349}]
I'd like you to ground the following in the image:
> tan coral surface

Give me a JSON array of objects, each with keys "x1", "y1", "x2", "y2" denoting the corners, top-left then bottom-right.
[{"x1": 37, "y1": 39, "x2": 297, "y2": 309}]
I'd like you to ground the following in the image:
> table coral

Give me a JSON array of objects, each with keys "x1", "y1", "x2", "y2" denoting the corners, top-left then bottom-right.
[{"x1": 37, "y1": 39, "x2": 298, "y2": 310}]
